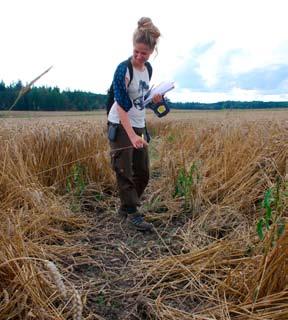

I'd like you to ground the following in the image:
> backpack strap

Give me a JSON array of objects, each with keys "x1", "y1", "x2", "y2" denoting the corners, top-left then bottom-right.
[
  {"x1": 145, "y1": 61, "x2": 153, "y2": 80},
  {"x1": 127, "y1": 58, "x2": 134, "y2": 87},
  {"x1": 126, "y1": 57, "x2": 153, "y2": 86}
]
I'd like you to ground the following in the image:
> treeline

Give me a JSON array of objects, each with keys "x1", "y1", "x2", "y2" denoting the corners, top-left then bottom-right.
[
  {"x1": 0, "y1": 80, "x2": 107, "y2": 111},
  {"x1": 171, "y1": 101, "x2": 288, "y2": 110},
  {"x1": 1, "y1": 80, "x2": 288, "y2": 111}
]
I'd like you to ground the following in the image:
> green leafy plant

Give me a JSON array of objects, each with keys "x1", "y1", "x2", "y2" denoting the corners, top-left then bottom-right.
[
  {"x1": 66, "y1": 163, "x2": 87, "y2": 196},
  {"x1": 257, "y1": 188, "x2": 273, "y2": 240},
  {"x1": 95, "y1": 292, "x2": 105, "y2": 305},
  {"x1": 167, "y1": 134, "x2": 176, "y2": 143},
  {"x1": 174, "y1": 162, "x2": 200, "y2": 210},
  {"x1": 256, "y1": 180, "x2": 286, "y2": 243},
  {"x1": 94, "y1": 192, "x2": 104, "y2": 201},
  {"x1": 66, "y1": 163, "x2": 87, "y2": 212}
]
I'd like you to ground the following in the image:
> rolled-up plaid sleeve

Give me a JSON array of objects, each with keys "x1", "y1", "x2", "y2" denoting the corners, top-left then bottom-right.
[{"x1": 113, "y1": 62, "x2": 132, "y2": 112}]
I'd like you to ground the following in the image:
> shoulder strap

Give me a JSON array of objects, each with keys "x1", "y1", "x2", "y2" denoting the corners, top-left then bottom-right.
[
  {"x1": 126, "y1": 58, "x2": 153, "y2": 86},
  {"x1": 127, "y1": 58, "x2": 133, "y2": 86},
  {"x1": 145, "y1": 61, "x2": 153, "y2": 80}
]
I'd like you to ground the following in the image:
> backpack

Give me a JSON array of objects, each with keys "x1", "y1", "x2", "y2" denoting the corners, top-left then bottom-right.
[{"x1": 106, "y1": 57, "x2": 153, "y2": 115}]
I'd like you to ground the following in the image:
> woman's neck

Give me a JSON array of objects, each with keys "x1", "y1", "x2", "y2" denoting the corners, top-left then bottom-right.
[{"x1": 131, "y1": 58, "x2": 145, "y2": 71}]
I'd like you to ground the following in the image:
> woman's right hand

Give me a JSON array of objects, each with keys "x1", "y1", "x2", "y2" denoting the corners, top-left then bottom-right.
[
  {"x1": 117, "y1": 105, "x2": 148, "y2": 149},
  {"x1": 130, "y1": 134, "x2": 148, "y2": 149}
]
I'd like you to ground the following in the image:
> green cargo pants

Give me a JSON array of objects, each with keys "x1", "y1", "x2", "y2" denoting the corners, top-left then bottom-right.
[{"x1": 109, "y1": 123, "x2": 149, "y2": 213}]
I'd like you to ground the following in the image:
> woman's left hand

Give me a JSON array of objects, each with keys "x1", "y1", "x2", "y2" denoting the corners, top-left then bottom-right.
[{"x1": 152, "y1": 94, "x2": 162, "y2": 104}]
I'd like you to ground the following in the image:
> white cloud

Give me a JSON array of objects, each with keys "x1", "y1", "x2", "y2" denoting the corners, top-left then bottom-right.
[{"x1": 1, "y1": 0, "x2": 288, "y2": 102}]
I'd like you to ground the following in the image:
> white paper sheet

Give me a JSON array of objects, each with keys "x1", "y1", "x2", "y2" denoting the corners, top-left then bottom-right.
[{"x1": 144, "y1": 81, "x2": 174, "y2": 106}]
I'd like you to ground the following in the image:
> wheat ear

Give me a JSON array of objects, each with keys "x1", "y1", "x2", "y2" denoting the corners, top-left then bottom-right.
[
  {"x1": 72, "y1": 286, "x2": 83, "y2": 320},
  {"x1": 45, "y1": 260, "x2": 67, "y2": 299}
]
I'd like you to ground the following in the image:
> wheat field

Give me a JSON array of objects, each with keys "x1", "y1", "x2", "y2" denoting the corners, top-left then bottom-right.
[{"x1": 0, "y1": 109, "x2": 287, "y2": 319}]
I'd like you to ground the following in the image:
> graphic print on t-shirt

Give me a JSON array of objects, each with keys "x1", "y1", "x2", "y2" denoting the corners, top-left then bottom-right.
[{"x1": 133, "y1": 80, "x2": 149, "y2": 110}]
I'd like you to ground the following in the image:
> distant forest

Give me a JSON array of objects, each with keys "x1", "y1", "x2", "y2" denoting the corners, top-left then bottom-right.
[{"x1": 1, "y1": 80, "x2": 288, "y2": 111}]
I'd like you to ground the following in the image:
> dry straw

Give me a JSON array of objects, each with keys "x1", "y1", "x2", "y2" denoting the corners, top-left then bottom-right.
[{"x1": 1, "y1": 111, "x2": 288, "y2": 318}]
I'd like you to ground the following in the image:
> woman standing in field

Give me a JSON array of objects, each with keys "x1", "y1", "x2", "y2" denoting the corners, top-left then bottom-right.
[{"x1": 107, "y1": 17, "x2": 162, "y2": 231}]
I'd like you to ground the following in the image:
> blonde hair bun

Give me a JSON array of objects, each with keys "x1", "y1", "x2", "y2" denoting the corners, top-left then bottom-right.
[{"x1": 133, "y1": 17, "x2": 161, "y2": 51}]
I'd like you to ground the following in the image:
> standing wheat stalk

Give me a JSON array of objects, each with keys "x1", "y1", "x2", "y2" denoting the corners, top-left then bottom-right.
[{"x1": 9, "y1": 65, "x2": 53, "y2": 111}]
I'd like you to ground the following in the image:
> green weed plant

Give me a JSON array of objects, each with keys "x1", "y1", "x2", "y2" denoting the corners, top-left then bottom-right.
[
  {"x1": 256, "y1": 179, "x2": 286, "y2": 244},
  {"x1": 66, "y1": 163, "x2": 87, "y2": 212},
  {"x1": 66, "y1": 163, "x2": 87, "y2": 196},
  {"x1": 174, "y1": 162, "x2": 200, "y2": 210}
]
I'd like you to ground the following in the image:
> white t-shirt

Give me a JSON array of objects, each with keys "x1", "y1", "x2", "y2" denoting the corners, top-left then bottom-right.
[{"x1": 108, "y1": 66, "x2": 150, "y2": 128}]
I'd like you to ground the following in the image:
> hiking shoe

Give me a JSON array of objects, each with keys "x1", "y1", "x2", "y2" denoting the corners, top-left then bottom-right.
[
  {"x1": 127, "y1": 213, "x2": 153, "y2": 232},
  {"x1": 117, "y1": 205, "x2": 138, "y2": 219}
]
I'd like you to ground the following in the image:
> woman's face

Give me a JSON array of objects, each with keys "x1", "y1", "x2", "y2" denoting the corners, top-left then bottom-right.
[{"x1": 132, "y1": 43, "x2": 153, "y2": 67}]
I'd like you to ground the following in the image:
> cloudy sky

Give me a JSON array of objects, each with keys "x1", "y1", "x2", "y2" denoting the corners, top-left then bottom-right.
[{"x1": 1, "y1": 0, "x2": 288, "y2": 103}]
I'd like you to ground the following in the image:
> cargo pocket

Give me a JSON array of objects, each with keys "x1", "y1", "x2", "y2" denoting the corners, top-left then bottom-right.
[{"x1": 108, "y1": 123, "x2": 119, "y2": 142}]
